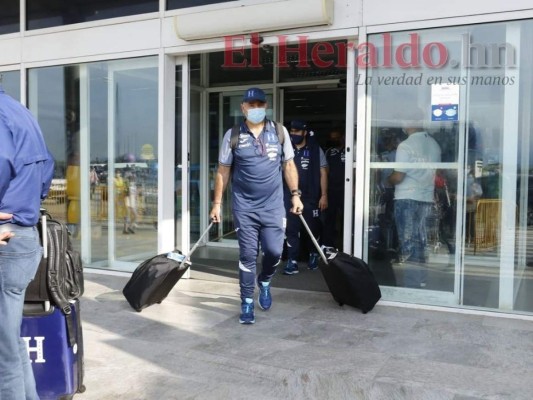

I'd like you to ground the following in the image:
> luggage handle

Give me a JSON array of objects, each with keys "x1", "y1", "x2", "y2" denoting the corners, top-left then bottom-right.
[
  {"x1": 180, "y1": 222, "x2": 214, "y2": 269},
  {"x1": 41, "y1": 213, "x2": 48, "y2": 259},
  {"x1": 298, "y1": 214, "x2": 329, "y2": 265}
]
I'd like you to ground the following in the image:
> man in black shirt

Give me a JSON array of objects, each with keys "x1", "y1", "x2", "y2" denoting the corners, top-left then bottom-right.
[{"x1": 323, "y1": 128, "x2": 346, "y2": 248}]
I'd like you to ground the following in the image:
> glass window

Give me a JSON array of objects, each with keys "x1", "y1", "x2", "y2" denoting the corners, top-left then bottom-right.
[
  {"x1": 167, "y1": 0, "x2": 237, "y2": 10},
  {"x1": 175, "y1": 66, "x2": 183, "y2": 249},
  {"x1": 29, "y1": 56, "x2": 158, "y2": 272},
  {"x1": 26, "y1": 0, "x2": 158, "y2": 30},
  {"x1": 0, "y1": 70, "x2": 21, "y2": 100},
  {"x1": 208, "y1": 48, "x2": 273, "y2": 87},
  {"x1": 0, "y1": 0, "x2": 19, "y2": 34},
  {"x1": 278, "y1": 39, "x2": 348, "y2": 83},
  {"x1": 365, "y1": 21, "x2": 533, "y2": 314}
]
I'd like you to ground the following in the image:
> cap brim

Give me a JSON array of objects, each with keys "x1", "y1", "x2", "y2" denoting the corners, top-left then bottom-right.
[{"x1": 243, "y1": 97, "x2": 266, "y2": 103}]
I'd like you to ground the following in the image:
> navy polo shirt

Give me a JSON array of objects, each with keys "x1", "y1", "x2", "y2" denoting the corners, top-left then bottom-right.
[
  {"x1": 0, "y1": 89, "x2": 54, "y2": 226},
  {"x1": 291, "y1": 143, "x2": 327, "y2": 199},
  {"x1": 219, "y1": 120, "x2": 294, "y2": 212}
]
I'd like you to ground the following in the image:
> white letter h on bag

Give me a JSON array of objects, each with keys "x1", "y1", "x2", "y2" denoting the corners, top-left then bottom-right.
[{"x1": 23, "y1": 336, "x2": 46, "y2": 363}]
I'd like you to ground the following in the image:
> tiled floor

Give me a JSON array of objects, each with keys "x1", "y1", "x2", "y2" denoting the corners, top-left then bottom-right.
[{"x1": 77, "y1": 272, "x2": 533, "y2": 400}]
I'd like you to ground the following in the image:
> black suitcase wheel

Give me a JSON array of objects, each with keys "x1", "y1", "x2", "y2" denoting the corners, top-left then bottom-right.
[{"x1": 78, "y1": 384, "x2": 87, "y2": 393}]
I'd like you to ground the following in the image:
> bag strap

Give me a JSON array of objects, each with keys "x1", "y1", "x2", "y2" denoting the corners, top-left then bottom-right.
[
  {"x1": 40, "y1": 210, "x2": 78, "y2": 346},
  {"x1": 230, "y1": 121, "x2": 285, "y2": 150},
  {"x1": 230, "y1": 124, "x2": 240, "y2": 150},
  {"x1": 42, "y1": 214, "x2": 73, "y2": 315},
  {"x1": 274, "y1": 121, "x2": 285, "y2": 146}
]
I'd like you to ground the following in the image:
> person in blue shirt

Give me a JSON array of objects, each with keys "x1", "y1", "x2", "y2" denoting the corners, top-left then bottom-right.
[
  {"x1": 283, "y1": 120, "x2": 328, "y2": 275},
  {"x1": 209, "y1": 87, "x2": 303, "y2": 325},
  {"x1": 0, "y1": 87, "x2": 54, "y2": 400}
]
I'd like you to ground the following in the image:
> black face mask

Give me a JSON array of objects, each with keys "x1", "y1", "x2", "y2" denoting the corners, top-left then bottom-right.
[{"x1": 290, "y1": 134, "x2": 305, "y2": 145}]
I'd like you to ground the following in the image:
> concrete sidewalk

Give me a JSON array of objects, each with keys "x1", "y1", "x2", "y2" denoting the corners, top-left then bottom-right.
[{"x1": 78, "y1": 272, "x2": 533, "y2": 400}]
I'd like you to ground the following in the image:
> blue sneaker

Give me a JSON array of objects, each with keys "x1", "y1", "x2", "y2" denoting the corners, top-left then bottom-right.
[
  {"x1": 308, "y1": 253, "x2": 319, "y2": 270},
  {"x1": 239, "y1": 298, "x2": 255, "y2": 324},
  {"x1": 283, "y1": 259, "x2": 299, "y2": 275},
  {"x1": 257, "y1": 279, "x2": 272, "y2": 311}
]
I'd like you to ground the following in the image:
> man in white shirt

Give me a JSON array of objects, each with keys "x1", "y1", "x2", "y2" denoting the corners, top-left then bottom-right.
[{"x1": 388, "y1": 109, "x2": 441, "y2": 288}]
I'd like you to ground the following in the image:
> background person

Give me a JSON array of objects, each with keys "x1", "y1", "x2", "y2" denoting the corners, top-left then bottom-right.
[
  {"x1": 283, "y1": 120, "x2": 328, "y2": 275},
  {"x1": 322, "y1": 128, "x2": 346, "y2": 248},
  {"x1": 124, "y1": 174, "x2": 138, "y2": 234},
  {"x1": 114, "y1": 170, "x2": 129, "y2": 234},
  {"x1": 89, "y1": 166, "x2": 99, "y2": 198},
  {"x1": 0, "y1": 86, "x2": 54, "y2": 400},
  {"x1": 209, "y1": 87, "x2": 303, "y2": 325},
  {"x1": 388, "y1": 108, "x2": 441, "y2": 288}
]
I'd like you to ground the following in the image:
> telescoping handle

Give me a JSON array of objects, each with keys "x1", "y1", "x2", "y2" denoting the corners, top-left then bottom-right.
[
  {"x1": 298, "y1": 214, "x2": 329, "y2": 265},
  {"x1": 41, "y1": 213, "x2": 48, "y2": 259},
  {"x1": 179, "y1": 222, "x2": 214, "y2": 269}
]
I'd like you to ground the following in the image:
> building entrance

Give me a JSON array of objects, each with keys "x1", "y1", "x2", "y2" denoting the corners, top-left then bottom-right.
[{"x1": 201, "y1": 85, "x2": 347, "y2": 247}]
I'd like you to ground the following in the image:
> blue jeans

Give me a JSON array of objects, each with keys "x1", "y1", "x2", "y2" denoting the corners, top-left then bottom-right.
[
  {"x1": 394, "y1": 199, "x2": 432, "y2": 288},
  {"x1": 0, "y1": 225, "x2": 42, "y2": 400},
  {"x1": 234, "y1": 209, "x2": 285, "y2": 301}
]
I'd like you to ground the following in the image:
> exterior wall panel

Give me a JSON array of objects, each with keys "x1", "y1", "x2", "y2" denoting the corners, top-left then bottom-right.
[
  {"x1": 0, "y1": 37, "x2": 22, "y2": 65},
  {"x1": 20, "y1": 19, "x2": 160, "y2": 64},
  {"x1": 362, "y1": 0, "x2": 533, "y2": 26}
]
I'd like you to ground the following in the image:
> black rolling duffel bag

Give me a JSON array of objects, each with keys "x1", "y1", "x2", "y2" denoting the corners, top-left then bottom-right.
[
  {"x1": 123, "y1": 222, "x2": 213, "y2": 311},
  {"x1": 299, "y1": 215, "x2": 381, "y2": 313}
]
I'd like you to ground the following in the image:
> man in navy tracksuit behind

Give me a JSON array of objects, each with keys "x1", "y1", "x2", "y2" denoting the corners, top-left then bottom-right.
[
  {"x1": 210, "y1": 88, "x2": 303, "y2": 325},
  {"x1": 283, "y1": 120, "x2": 328, "y2": 275}
]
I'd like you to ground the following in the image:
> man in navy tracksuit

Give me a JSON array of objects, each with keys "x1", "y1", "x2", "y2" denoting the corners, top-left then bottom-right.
[
  {"x1": 210, "y1": 88, "x2": 303, "y2": 325},
  {"x1": 283, "y1": 120, "x2": 328, "y2": 275}
]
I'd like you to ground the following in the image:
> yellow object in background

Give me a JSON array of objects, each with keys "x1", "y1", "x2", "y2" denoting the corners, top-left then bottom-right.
[{"x1": 66, "y1": 164, "x2": 80, "y2": 224}]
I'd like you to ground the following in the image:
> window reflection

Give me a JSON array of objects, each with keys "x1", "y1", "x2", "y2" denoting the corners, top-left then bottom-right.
[
  {"x1": 0, "y1": 70, "x2": 21, "y2": 101},
  {"x1": 29, "y1": 57, "x2": 158, "y2": 271},
  {"x1": 167, "y1": 0, "x2": 237, "y2": 10},
  {"x1": 26, "y1": 0, "x2": 158, "y2": 30},
  {"x1": 366, "y1": 21, "x2": 533, "y2": 314},
  {"x1": 0, "y1": 0, "x2": 19, "y2": 34}
]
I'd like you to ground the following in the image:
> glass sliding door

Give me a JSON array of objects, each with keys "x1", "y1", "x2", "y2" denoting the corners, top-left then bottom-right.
[
  {"x1": 365, "y1": 21, "x2": 533, "y2": 314},
  {"x1": 175, "y1": 64, "x2": 184, "y2": 253},
  {"x1": 365, "y1": 30, "x2": 463, "y2": 305},
  {"x1": 106, "y1": 59, "x2": 159, "y2": 268},
  {"x1": 189, "y1": 55, "x2": 205, "y2": 243},
  {"x1": 461, "y1": 22, "x2": 533, "y2": 313},
  {"x1": 29, "y1": 56, "x2": 158, "y2": 272}
]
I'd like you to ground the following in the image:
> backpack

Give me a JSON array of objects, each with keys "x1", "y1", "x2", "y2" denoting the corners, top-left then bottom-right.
[
  {"x1": 25, "y1": 211, "x2": 84, "y2": 310},
  {"x1": 229, "y1": 121, "x2": 285, "y2": 150},
  {"x1": 24, "y1": 210, "x2": 84, "y2": 346}
]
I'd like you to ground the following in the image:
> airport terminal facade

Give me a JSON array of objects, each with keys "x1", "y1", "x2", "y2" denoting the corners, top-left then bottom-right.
[{"x1": 1, "y1": 0, "x2": 532, "y2": 316}]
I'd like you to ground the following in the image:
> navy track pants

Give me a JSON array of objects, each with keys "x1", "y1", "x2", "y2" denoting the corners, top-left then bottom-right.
[{"x1": 234, "y1": 208, "x2": 286, "y2": 301}]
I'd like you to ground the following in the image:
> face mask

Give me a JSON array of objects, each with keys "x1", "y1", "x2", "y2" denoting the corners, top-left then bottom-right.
[
  {"x1": 246, "y1": 108, "x2": 266, "y2": 124},
  {"x1": 290, "y1": 134, "x2": 305, "y2": 145}
]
